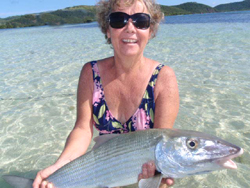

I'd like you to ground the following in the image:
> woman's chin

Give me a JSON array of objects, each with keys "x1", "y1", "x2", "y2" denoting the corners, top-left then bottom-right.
[{"x1": 120, "y1": 47, "x2": 141, "y2": 56}]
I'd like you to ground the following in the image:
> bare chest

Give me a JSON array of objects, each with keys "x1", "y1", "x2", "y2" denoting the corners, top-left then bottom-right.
[{"x1": 103, "y1": 76, "x2": 149, "y2": 124}]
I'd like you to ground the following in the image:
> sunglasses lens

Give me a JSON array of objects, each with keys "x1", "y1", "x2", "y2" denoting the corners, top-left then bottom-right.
[
  {"x1": 109, "y1": 12, "x2": 150, "y2": 29},
  {"x1": 133, "y1": 13, "x2": 150, "y2": 29},
  {"x1": 109, "y1": 12, "x2": 127, "y2": 29}
]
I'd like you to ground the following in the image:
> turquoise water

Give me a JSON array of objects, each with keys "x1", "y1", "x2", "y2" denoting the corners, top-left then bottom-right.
[{"x1": 1, "y1": 11, "x2": 250, "y2": 187}]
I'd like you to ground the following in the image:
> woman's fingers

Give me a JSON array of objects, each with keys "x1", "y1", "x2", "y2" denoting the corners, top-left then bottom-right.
[
  {"x1": 146, "y1": 162, "x2": 156, "y2": 177},
  {"x1": 138, "y1": 161, "x2": 175, "y2": 188},
  {"x1": 47, "y1": 182, "x2": 54, "y2": 188},
  {"x1": 33, "y1": 174, "x2": 42, "y2": 188},
  {"x1": 139, "y1": 161, "x2": 156, "y2": 180},
  {"x1": 162, "y1": 178, "x2": 174, "y2": 187},
  {"x1": 41, "y1": 181, "x2": 48, "y2": 188},
  {"x1": 39, "y1": 180, "x2": 54, "y2": 188},
  {"x1": 33, "y1": 171, "x2": 45, "y2": 188},
  {"x1": 33, "y1": 165, "x2": 57, "y2": 188}
]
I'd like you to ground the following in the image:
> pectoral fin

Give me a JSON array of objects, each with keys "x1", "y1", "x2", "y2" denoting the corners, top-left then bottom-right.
[
  {"x1": 138, "y1": 174, "x2": 163, "y2": 188},
  {"x1": 2, "y1": 175, "x2": 33, "y2": 188}
]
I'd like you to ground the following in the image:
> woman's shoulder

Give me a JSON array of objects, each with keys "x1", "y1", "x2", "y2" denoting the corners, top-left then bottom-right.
[
  {"x1": 80, "y1": 62, "x2": 93, "y2": 77},
  {"x1": 146, "y1": 58, "x2": 175, "y2": 78},
  {"x1": 159, "y1": 64, "x2": 176, "y2": 78},
  {"x1": 97, "y1": 57, "x2": 113, "y2": 63},
  {"x1": 78, "y1": 61, "x2": 97, "y2": 90},
  {"x1": 153, "y1": 61, "x2": 178, "y2": 94},
  {"x1": 79, "y1": 57, "x2": 114, "y2": 79},
  {"x1": 147, "y1": 58, "x2": 176, "y2": 77},
  {"x1": 80, "y1": 57, "x2": 112, "y2": 73}
]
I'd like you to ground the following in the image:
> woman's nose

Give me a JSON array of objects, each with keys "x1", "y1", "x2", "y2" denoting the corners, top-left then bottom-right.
[{"x1": 125, "y1": 18, "x2": 136, "y2": 33}]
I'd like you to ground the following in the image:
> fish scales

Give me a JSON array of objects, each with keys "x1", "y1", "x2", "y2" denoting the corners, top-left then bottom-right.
[
  {"x1": 49, "y1": 131, "x2": 160, "y2": 187},
  {"x1": 91, "y1": 148, "x2": 154, "y2": 185},
  {"x1": 47, "y1": 130, "x2": 164, "y2": 187},
  {"x1": 90, "y1": 131, "x2": 163, "y2": 186}
]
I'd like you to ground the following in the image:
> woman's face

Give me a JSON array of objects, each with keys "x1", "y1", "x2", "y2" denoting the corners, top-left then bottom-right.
[{"x1": 107, "y1": 0, "x2": 151, "y2": 58}]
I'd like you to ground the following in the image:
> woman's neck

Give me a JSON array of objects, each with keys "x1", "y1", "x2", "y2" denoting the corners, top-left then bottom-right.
[{"x1": 112, "y1": 53, "x2": 146, "y2": 75}]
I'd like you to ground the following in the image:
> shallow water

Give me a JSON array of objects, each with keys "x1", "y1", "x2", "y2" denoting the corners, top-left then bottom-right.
[{"x1": 0, "y1": 11, "x2": 250, "y2": 188}]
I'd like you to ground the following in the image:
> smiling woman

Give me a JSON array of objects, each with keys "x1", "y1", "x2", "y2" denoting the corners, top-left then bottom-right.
[
  {"x1": 32, "y1": 0, "x2": 179, "y2": 188},
  {"x1": 96, "y1": 0, "x2": 163, "y2": 44}
]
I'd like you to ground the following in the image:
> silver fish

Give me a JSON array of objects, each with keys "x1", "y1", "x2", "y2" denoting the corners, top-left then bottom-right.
[{"x1": 3, "y1": 128, "x2": 243, "y2": 188}]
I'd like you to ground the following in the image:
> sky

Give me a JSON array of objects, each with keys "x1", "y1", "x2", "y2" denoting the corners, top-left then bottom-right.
[{"x1": 0, "y1": 0, "x2": 244, "y2": 18}]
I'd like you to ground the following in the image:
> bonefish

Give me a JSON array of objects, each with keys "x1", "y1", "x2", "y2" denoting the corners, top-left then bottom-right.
[{"x1": 3, "y1": 128, "x2": 244, "y2": 188}]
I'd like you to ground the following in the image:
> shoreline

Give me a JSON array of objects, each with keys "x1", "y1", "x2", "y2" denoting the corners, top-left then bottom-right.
[
  {"x1": 1, "y1": 1, "x2": 250, "y2": 29},
  {"x1": 1, "y1": 10, "x2": 249, "y2": 30}
]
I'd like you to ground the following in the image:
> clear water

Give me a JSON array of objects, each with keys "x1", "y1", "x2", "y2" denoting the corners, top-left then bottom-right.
[{"x1": 0, "y1": 11, "x2": 249, "y2": 188}]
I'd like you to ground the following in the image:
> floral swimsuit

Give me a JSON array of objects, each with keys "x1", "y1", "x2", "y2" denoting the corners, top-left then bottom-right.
[{"x1": 91, "y1": 61, "x2": 164, "y2": 135}]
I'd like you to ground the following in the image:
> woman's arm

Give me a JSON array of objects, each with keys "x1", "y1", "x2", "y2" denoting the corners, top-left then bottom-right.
[
  {"x1": 154, "y1": 65, "x2": 179, "y2": 187},
  {"x1": 33, "y1": 63, "x2": 94, "y2": 188},
  {"x1": 154, "y1": 65, "x2": 179, "y2": 129},
  {"x1": 138, "y1": 65, "x2": 179, "y2": 187},
  {"x1": 57, "y1": 62, "x2": 94, "y2": 163}
]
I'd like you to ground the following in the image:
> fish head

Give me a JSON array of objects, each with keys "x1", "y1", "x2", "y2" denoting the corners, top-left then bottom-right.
[{"x1": 155, "y1": 129, "x2": 243, "y2": 178}]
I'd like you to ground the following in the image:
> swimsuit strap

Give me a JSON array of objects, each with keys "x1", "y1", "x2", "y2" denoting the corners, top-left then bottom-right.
[
  {"x1": 91, "y1": 61, "x2": 101, "y2": 83},
  {"x1": 142, "y1": 63, "x2": 164, "y2": 102}
]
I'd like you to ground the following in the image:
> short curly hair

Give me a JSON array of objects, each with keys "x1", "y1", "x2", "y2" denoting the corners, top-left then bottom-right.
[{"x1": 96, "y1": 0, "x2": 163, "y2": 44}]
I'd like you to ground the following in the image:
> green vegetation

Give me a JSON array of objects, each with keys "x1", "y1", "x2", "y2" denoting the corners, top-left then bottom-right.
[
  {"x1": 174, "y1": 2, "x2": 217, "y2": 14},
  {"x1": 64, "y1": 5, "x2": 96, "y2": 12},
  {"x1": 215, "y1": 0, "x2": 250, "y2": 12},
  {"x1": 160, "y1": 2, "x2": 217, "y2": 16},
  {"x1": 0, "y1": 6, "x2": 96, "y2": 29},
  {"x1": 1, "y1": 1, "x2": 250, "y2": 29},
  {"x1": 160, "y1": 5, "x2": 191, "y2": 15}
]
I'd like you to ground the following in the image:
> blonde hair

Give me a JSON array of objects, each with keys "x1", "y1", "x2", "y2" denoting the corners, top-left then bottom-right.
[{"x1": 96, "y1": 0, "x2": 163, "y2": 44}]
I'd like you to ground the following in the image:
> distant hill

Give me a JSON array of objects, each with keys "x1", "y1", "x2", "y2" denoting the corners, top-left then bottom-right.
[
  {"x1": 0, "y1": 6, "x2": 96, "y2": 29},
  {"x1": 215, "y1": 0, "x2": 250, "y2": 12},
  {"x1": 160, "y1": 2, "x2": 217, "y2": 16},
  {"x1": 64, "y1": 5, "x2": 96, "y2": 12},
  {"x1": 174, "y1": 2, "x2": 217, "y2": 14},
  {"x1": 160, "y1": 5, "x2": 191, "y2": 15},
  {"x1": 0, "y1": 1, "x2": 250, "y2": 29}
]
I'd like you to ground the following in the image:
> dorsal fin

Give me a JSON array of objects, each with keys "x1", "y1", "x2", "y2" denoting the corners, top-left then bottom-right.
[{"x1": 93, "y1": 134, "x2": 120, "y2": 150}]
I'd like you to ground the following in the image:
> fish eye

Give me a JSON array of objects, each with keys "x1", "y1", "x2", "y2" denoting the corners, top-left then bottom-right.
[{"x1": 187, "y1": 138, "x2": 199, "y2": 150}]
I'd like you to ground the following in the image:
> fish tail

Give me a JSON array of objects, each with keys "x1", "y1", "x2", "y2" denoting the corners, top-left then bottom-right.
[{"x1": 2, "y1": 175, "x2": 33, "y2": 188}]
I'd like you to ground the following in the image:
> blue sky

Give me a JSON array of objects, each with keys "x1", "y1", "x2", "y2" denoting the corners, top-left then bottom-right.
[{"x1": 1, "y1": 0, "x2": 243, "y2": 18}]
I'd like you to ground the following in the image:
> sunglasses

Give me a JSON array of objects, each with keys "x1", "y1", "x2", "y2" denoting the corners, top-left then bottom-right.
[{"x1": 108, "y1": 12, "x2": 151, "y2": 29}]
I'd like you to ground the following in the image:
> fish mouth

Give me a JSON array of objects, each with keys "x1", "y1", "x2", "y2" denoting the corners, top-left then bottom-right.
[{"x1": 216, "y1": 148, "x2": 244, "y2": 169}]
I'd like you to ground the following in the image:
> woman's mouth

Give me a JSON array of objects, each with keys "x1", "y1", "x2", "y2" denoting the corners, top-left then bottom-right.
[{"x1": 122, "y1": 39, "x2": 138, "y2": 43}]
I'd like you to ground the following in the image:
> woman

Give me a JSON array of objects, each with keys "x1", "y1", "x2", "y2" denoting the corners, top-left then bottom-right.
[{"x1": 33, "y1": 0, "x2": 179, "y2": 187}]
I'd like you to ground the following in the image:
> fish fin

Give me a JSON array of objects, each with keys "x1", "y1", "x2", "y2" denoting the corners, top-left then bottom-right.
[
  {"x1": 138, "y1": 174, "x2": 163, "y2": 188},
  {"x1": 2, "y1": 175, "x2": 34, "y2": 188},
  {"x1": 93, "y1": 134, "x2": 120, "y2": 150}
]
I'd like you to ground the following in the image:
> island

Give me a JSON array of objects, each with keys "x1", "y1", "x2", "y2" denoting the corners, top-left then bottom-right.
[{"x1": 0, "y1": 0, "x2": 250, "y2": 29}]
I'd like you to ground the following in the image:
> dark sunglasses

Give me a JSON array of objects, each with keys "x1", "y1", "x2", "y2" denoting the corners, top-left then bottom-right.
[{"x1": 108, "y1": 12, "x2": 151, "y2": 29}]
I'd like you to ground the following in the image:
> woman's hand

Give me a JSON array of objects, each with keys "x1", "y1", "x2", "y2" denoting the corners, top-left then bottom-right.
[
  {"x1": 33, "y1": 164, "x2": 58, "y2": 188},
  {"x1": 138, "y1": 161, "x2": 174, "y2": 187}
]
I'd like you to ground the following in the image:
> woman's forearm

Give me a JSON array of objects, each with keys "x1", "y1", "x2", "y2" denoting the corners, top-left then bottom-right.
[{"x1": 54, "y1": 126, "x2": 93, "y2": 169}]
